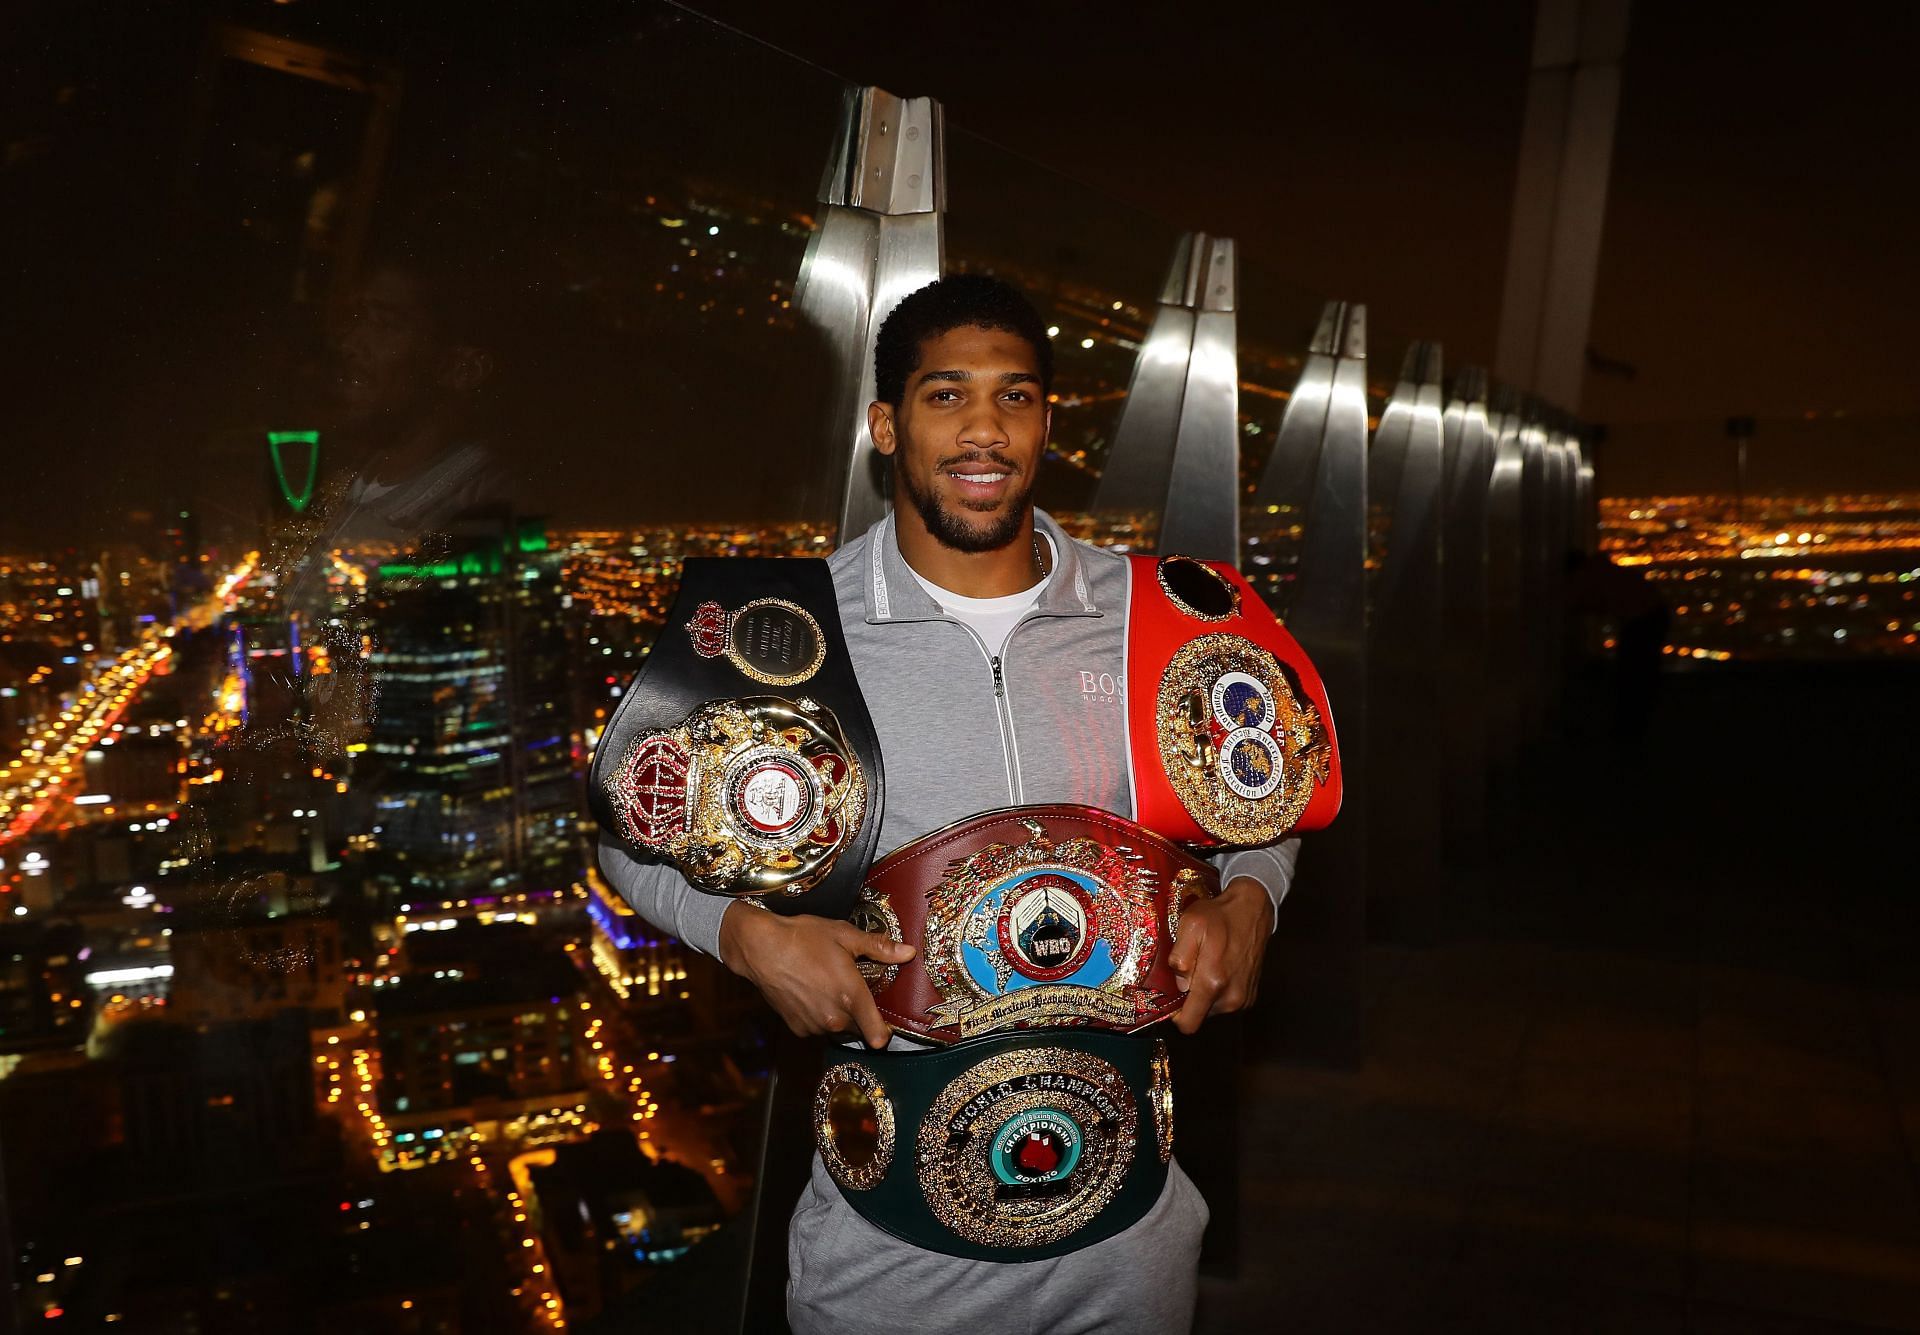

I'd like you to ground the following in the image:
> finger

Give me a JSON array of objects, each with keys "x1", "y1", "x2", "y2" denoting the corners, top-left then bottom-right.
[
  {"x1": 1167, "y1": 915, "x2": 1204, "y2": 977},
  {"x1": 845, "y1": 986, "x2": 893, "y2": 1050},
  {"x1": 839, "y1": 924, "x2": 916, "y2": 963},
  {"x1": 1175, "y1": 961, "x2": 1224, "y2": 1034},
  {"x1": 1173, "y1": 989, "x2": 1206, "y2": 1034}
]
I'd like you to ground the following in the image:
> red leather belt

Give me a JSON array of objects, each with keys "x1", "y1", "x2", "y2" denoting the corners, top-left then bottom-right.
[
  {"x1": 1126, "y1": 554, "x2": 1343, "y2": 847},
  {"x1": 852, "y1": 805, "x2": 1217, "y2": 1046}
]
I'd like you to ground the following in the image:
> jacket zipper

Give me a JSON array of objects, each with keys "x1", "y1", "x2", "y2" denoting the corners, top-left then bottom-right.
[
  {"x1": 947, "y1": 620, "x2": 1022, "y2": 804},
  {"x1": 989, "y1": 610, "x2": 1047, "y2": 805}
]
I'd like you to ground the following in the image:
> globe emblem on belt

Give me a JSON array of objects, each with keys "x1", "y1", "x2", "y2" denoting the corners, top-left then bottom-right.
[
  {"x1": 1210, "y1": 671, "x2": 1273, "y2": 729},
  {"x1": 1219, "y1": 727, "x2": 1285, "y2": 801},
  {"x1": 991, "y1": 1108, "x2": 1083, "y2": 1191}
]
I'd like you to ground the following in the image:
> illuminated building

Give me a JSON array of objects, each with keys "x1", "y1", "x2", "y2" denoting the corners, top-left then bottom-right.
[
  {"x1": 364, "y1": 516, "x2": 579, "y2": 907},
  {"x1": 81, "y1": 724, "x2": 180, "y2": 809},
  {"x1": 581, "y1": 866, "x2": 756, "y2": 1040},
  {"x1": 373, "y1": 956, "x2": 582, "y2": 1120},
  {"x1": 0, "y1": 556, "x2": 104, "y2": 654}
]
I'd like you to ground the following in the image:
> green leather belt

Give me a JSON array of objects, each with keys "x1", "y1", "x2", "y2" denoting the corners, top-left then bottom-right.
[{"x1": 812, "y1": 1028, "x2": 1174, "y2": 1262}]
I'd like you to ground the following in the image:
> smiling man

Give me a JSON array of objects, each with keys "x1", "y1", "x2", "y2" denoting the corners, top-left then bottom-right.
[{"x1": 599, "y1": 274, "x2": 1301, "y2": 1334}]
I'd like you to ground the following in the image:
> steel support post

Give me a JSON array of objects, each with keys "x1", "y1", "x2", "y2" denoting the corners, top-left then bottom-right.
[
  {"x1": 1517, "y1": 407, "x2": 1553, "y2": 742},
  {"x1": 1582, "y1": 434, "x2": 1597, "y2": 549},
  {"x1": 1095, "y1": 233, "x2": 1240, "y2": 562},
  {"x1": 1247, "y1": 301, "x2": 1369, "y2": 1064},
  {"x1": 793, "y1": 86, "x2": 945, "y2": 544},
  {"x1": 1541, "y1": 421, "x2": 1572, "y2": 728},
  {"x1": 1439, "y1": 369, "x2": 1496, "y2": 859},
  {"x1": 1484, "y1": 388, "x2": 1528, "y2": 777},
  {"x1": 1366, "y1": 341, "x2": 1446, "y2": 938}
]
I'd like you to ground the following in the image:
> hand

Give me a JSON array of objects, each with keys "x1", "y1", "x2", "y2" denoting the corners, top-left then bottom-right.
[
  {"x1": 717, "y1": 903, "x2": 916, "y2": 1049},
  {"x1": 1167, "y1": 876, "x2": 1274, "y2": 1035}
]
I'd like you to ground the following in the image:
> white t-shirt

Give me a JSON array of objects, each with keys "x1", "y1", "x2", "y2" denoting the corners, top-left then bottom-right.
[{"x1": 905, "y1": 535, "x2": 1055, "y2": 657}]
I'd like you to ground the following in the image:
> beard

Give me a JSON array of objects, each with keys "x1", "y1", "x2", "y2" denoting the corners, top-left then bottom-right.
[{"x1": 898, "y1": 455, "x2": 1037, "y2": 553}]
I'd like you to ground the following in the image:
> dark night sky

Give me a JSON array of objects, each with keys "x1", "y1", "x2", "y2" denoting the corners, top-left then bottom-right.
[
  {"x1": 5, "y1": 0, "x2": 1918, "y2": 550},
  {"x1": 700, "y1": 0, "x2": 1920, "y2": 491}
]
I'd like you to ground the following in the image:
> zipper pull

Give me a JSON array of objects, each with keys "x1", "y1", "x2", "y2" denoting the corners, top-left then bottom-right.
[{"x1": 991, "y1": 655, "x2": 1005, "y2": 698}]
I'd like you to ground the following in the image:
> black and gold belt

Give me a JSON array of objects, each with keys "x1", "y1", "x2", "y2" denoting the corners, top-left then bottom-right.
[{"x1": 812, "y1": 1029, "x2": 1175, "y2": 1262}]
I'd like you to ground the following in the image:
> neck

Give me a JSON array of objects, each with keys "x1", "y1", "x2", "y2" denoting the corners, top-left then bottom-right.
[{"x1": 893, "y1": 504, "x2": 1045, "y2": 598}]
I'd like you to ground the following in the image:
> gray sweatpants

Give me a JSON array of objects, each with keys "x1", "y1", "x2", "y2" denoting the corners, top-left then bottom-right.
[{"x1": 786, "y1": 1152, "x2": 1209, "y2": 1335}]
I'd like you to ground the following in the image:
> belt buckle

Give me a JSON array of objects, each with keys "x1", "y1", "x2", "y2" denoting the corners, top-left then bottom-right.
[
  {"x1": 916, "y1": 1042, "x2": 1141, "y2": 1250},
  {"x1": 921, "y1": 816, "x2": 1179, "y2": 1039}
]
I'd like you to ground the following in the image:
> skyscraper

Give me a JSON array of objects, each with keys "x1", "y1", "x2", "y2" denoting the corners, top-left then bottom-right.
[{"x1": 363, "y1": 516, "x2": 579, "y2": 908}]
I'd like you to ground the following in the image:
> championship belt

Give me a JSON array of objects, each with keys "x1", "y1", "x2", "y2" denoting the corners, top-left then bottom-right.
[
  {"x1": 853, "y1": 806, "x2": 1216, "y2": 1045},
  {"x1": 587, "y1": 558, "x2": 883, "y2": 920},
  {"x1": 1127, "y1": 554, "x2": 1342, "y2": 847},
  {"x1": 812, "y1": 1028, "x2": 1175, "y2": 1261}
]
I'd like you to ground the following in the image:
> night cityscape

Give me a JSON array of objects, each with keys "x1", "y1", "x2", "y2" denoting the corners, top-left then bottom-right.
[{"x1": 4, "y1": 1, "x2": 1918, "y2": 1332}]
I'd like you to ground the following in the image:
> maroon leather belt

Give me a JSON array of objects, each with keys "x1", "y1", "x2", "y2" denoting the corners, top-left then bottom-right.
[{"x1": 850, "y1": 805, "x2": 1218, "y2": 1045}]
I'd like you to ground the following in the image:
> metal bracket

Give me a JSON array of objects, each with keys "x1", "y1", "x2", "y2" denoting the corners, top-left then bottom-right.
[
  {"x1": 1244, "y1": 301, "x2": 1369, "y2": 1063},
  {"x1": 794, "y1": 87, "x2": 946, "y2": 544},
  {"x1": 1250, "y1": 300, "x2": 1369, "y2": 635},
  {"x1": 1439, "y1": 368, "x2": 1497, "y2": 852},
  {"x1": 1095, "y1": 232, "x2": 1239, "y2": 561},
  {"x1": 1367, "y1": 341, "x2": 1447, "y2": 935},
  {"x1": 1483, "y1": 385, "x2": 1528, "y2": 772}
]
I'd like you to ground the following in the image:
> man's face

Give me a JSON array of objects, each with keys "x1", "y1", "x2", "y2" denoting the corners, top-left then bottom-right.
[{"x1": 871, "y1": 324, "x2": 1050, "y2": 553}]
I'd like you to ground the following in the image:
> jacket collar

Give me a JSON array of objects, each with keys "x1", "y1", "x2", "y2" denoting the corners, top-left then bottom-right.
[{"x1": 862, "y1": 508, "x2": 1100, "y2": 624}]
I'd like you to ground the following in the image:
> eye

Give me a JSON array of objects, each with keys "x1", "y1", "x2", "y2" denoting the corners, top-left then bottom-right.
[
  {"x1": 928, "y1": 388, "x2": 960, "y2": 403},
  {"x1": 1002, "y1": 389, "x2": 1031, "y2": 404}
]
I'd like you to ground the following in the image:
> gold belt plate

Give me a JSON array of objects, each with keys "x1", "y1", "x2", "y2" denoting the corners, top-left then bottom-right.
[
  {"x1": 603, "y1": 695, "x2": 866, "y2": 897},
  {"x1": 1154, "y1": 633, "x2": 1331, "y2": 844}
]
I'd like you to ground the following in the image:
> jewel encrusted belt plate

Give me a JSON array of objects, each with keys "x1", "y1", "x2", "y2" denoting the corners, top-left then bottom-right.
[
  {"x1": 588, "y1": 557, "x2": 884, "y2": 919},
  {"x1": 812, "y1": 1028, "x2": 1175, "y2": 1262},
  {"x1": 1126, "y1": 553, "x2": 1343, "y2": 847},
  {"x1": 603, "y1": 694, "x2": 867, "y2": 897},
  {"x1": 852, "y1": 805, "x2": 1217, "y2": 1045}
]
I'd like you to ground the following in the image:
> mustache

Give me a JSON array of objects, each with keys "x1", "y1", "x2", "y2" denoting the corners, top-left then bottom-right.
[{"x1": 935, "y1": 451, "x2": 1022, "y2": 474}]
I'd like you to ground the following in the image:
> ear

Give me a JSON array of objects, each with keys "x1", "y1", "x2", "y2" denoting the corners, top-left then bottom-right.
[{"x1": 868, "y1": 400, "x2": 898, "y2": 456}]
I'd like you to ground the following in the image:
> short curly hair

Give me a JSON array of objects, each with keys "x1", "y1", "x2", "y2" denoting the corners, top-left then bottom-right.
[{"x1": 872, "y1": 274, "x2": 1053, "y2": 409}]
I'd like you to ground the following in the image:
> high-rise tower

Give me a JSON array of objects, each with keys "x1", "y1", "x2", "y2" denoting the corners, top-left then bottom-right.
[{"x1": 363, "y1": 516, "x2": 578, "y2": 907}]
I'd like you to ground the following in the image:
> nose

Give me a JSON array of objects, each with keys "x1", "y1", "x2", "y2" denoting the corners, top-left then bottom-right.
[{"x1": 956, "y1": 396, "x2": 1011, "y2": 452}]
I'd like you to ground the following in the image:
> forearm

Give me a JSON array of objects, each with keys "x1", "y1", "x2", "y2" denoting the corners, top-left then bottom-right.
[{"x1": 595, "y1": 829, "x2": 734, "y2": 959}]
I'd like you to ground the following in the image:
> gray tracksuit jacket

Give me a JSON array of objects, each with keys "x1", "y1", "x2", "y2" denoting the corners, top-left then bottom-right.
[
  {"x1": 598, "y1": 509, "x2": 1298, "y2": 954},
  {"x1": 596, "y1": 509, "x2": 1299, "y2": 1333}
]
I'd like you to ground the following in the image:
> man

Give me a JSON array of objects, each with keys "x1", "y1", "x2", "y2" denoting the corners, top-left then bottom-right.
[{"x1": 600, "y1": 274, "x2": 1297, "y2": 1334}]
